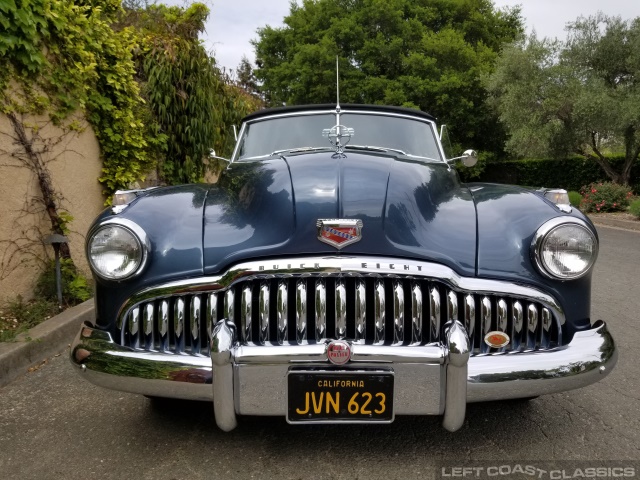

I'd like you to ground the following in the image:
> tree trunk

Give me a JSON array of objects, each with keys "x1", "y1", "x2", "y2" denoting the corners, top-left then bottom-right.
[{"x1": 7, "y1": 111, "x2": 72, "y2": 259}]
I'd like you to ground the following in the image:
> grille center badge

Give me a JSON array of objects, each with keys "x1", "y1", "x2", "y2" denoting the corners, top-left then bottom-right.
[
  {"x1": 317, "y1": 219, "x2": 363, "y2": 249},
  {"x1": 326, "y1": 340, "x2": 351, "y2": 365}
]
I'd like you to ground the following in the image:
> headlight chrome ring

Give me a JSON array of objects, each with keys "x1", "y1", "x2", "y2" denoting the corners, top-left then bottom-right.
[
  {"x1": 87, "y1": 218, "x2": 150, "y2": 281},
  {"x1": 532, "y1": 217, "x2": 598, "y2": 280}
]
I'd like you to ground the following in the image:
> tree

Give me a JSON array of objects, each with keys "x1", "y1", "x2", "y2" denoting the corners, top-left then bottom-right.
[
  {"x1": 252, "y1": 0, "x2": 523, "y2": 155},
  {"x1": 236, "y1": 55, "x2": 260, "y2": 97},
  {"x1": 487, "y1": 15, "x2": 640, "y2": 185}
]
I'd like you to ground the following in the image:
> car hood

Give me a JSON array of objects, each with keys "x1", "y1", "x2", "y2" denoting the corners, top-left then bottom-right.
[{"x1": 203, "y1": 152, "x2": 477, "y2": 276}]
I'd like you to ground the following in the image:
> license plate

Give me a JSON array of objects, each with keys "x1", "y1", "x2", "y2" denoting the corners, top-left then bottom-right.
[{"x1": 287, "y1": 370, "x2": 394, "y2": 423}]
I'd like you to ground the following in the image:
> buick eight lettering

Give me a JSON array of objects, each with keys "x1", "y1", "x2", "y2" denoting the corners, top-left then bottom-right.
[{"x1": 70, "y1": 103, "x2": 617, "y2": 431}]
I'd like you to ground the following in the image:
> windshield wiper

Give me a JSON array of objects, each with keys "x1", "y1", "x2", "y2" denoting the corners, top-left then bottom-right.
[
  {"x1": 270, "y1": 147, "x2": 329, "y2": 156},
  {"x1": 345, "y1": 144, "x2": 408, "y2": 155},
  {"x1": 345, "y1": 145, "x2": 440, "y2": 162}
]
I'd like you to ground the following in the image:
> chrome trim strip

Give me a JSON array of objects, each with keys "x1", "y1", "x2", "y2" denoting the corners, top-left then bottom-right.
[
  {"x1": 393, "y1": 281, "x2": 404, "y2": 344},
  {"x1": 117, "y1": 256, "x2": 566, "y2": 329},
  {"x1": 190, "y1": 296, "x2": 201, "y2": 355},
  {"x1": 374, "y1": 280, "x2": 385, "y2": 345},
  {"x1": 335, "y1": 280, "x2": 347, "y2": 339},
  {"x1": 411, "y1": 284, "x2": 423, "y2": 345},
  {"x1": 315, "y1": 280, "x2": 326, "y2": 340},
  {"x1": 259, "y1": 283, "x2": 270, "y2": 344},
  {"x1": 277, "y1": 282, "x2": 288, "y2": 344},
  {"x1": 355, "y1": 280, "x2": 366, "y2": 343},
  {"x1": 241, "y1": 286, "x2": 252, "y2": 344},
  {"x1": 430, "y1": 287, "x2": 440, "y2": 343},
  {"x1": 296, "y1": 280, "x2": 307, "y2": 343}
]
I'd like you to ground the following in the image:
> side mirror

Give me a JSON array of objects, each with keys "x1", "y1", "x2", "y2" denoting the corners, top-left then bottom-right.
[
  {"x1": 447, "y1": 149, "x2": 478, "y2": 167},
  {"x1": 460, "y1": 149, "x2": 478, "y2": 167}
]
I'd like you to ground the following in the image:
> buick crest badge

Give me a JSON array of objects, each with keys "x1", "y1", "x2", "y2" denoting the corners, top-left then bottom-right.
[
  {"x1": 317, "y1": 219, "x2": 363, "y2": 249},
  {"x1": 326, "y1": 340, "x2": 351, "y2": 365}
]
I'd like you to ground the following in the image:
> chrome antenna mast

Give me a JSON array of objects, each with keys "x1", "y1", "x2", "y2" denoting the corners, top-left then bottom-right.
[{"x1": 336, "y1": 56, "x2": 340, "y2": 111}]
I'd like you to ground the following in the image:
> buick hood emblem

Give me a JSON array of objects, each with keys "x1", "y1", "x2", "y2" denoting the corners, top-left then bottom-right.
[
  {"x1": 326, "y1": 340, "x2": 351, "y2": 365},
  {"x1": 317, "y1": 219, "x2": 363, "y2": 249}
]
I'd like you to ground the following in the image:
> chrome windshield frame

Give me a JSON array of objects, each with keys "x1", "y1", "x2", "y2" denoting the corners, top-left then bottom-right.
[{"x1": 230, "y1": 109, "x2": 448, "y2": 164}]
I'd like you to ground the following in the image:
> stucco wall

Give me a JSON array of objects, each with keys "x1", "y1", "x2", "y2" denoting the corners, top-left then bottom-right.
[{"x1": 0, "y1": 112, "x2": 104, "y2": 303}]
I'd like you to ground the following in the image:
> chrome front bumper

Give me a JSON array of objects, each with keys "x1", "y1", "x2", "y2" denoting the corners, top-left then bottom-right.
[{"x1": 70, "y1": 320, "x2": 617, "y2": 432}]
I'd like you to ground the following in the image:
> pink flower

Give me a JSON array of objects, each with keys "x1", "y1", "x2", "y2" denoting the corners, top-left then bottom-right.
[{"x1": 591, "y1": 189, "x2": 597, "y2": 193}]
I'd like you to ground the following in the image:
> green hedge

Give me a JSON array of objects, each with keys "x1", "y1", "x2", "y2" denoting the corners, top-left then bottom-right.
[{"x1": 478, "y1": 155, "x2": 640, "y2": 193}]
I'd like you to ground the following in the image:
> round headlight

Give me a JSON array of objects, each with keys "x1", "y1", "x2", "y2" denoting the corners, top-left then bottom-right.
[
  {"x1": 533, "y1": 219, "x2": 598, "y2": 280},
  {"x1": 88, "y1": 224, "x2": 145, "y2": 280}
]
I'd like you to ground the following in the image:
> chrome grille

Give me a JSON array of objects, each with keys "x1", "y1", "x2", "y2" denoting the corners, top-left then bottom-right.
[{"x1": 117, "y1": 274, "x2": 562, "y2": 356}]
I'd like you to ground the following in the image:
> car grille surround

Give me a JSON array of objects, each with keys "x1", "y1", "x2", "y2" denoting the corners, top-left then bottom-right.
[{"x1": 115, "y1": 257, "x2": 564, "y2": 358}]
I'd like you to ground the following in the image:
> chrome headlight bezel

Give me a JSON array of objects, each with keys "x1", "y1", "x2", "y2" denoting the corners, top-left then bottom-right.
[
  {"x1": 86, "y1": 218, "x2": 150, "y2": 281},
  {"x1": 531, "y1": 217, "x2": 598, "y2": 280}
]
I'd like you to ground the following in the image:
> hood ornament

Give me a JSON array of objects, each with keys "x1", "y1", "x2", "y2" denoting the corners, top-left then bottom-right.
[
  {"x1": 322, "y1": 57, "x2": 354, "y2": 158},
  {"x1": 317, "y1": 219, "x2": 363, "y2": 249}
]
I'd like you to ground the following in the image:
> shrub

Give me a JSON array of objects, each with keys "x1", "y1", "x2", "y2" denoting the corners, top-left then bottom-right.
[
  {"x1": 579, "y1": 182, "x2": 633, "y2": 213},
  {"x1": 35, "y1": 259, "x2": 93, "y2": 306},
  {"x1": 630, "y1": 199, "x2": 640, "y2": 219},
  {"x1": 568, "y1": 191, "x2": 582, "y2": 207},
  {"x1": 0, "y1": 296, "x2": 59, "y2": 342}
]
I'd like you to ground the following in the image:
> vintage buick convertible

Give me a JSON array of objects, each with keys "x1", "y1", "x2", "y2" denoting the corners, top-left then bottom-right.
[{"x1": 71, "y1": 103, "x2": 617, "y2": 431}]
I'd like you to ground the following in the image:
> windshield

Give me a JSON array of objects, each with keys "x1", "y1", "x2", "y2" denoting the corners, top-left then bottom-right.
[{"x1": 235, "y1": 111, "x2": 443, "y2": 161}]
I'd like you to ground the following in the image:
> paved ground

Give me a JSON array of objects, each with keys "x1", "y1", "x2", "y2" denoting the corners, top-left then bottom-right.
[{"x1": 0, "y1": 226, "x2": 638, "y2": 480}]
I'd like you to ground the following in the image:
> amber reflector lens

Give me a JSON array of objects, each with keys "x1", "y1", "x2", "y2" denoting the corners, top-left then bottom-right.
[{"x1": 484, "y1": 331, "x2": 510, "y2": 348}]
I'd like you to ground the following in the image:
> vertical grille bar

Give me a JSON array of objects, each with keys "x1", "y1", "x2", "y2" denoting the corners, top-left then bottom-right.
[
  {"x1": 207, "y1": 293, "x2": 218, "y2": 345},
  {"x1": 411, "y1": 283, "x2": 423, "y2": 344},
  {"x1": 464, "y1": 294, "x2": 475, "y2": 352},
  {"x1": 527, "y1": 304, "x2": 538, "y2": 350},
  {"x1": 143, "y1": 303, "x2": 154, "y2": 350},
  {"x1": 129, "y1": 307, "x2": 140, "y2": 349},
  {"x1": 225, "y1": 290, "x2": 235, "y2": 324},
  {"x1": 190, "y1": 296, "x2": 201, "y2": 355},
  {"x1": 393, "y1": 281, "x2": 404, "y2": 344},
  {"x1": 541, "y1": 307, "x2": 551, "y2": 349},
  {"x1": 335, "y1": 280, "x2": 347, "y2": 339},
  {"x1": 277, "y1": 282, "x2": 288, "y2": 344},
  {"x1": 241, "y1": 286, "x2": 252, "y2": 343},
  {"x1": 259, "y1": 283, "x2": 270, "y2": 344},
  {"x1": 429, "y1": 287, "x2": 440, "y2": 343},
  {"x1": 315, "y1": 280, "x2": 326, "y2": 340},
  {"x1": 355, "y1": 280, "x2": 366, "y2": 343},
  {"x1": 447, "y1": 290, "x2": 458, "y2": 321},
  {"x1": 296, "y1": 280, "x2": 307, "y2": 343},
  {"x1": 512, "y1": 301, "x2": 523, "y2": 351},
  {"x1": 496, "y1": 298, "x2": 508, "y2": 352},
  {"x1": 158, "y1": 299, "x2": 169, "y2": 352},
  {"x1": 374, "y1": 281, "x2": 385, "y2": 345},
  {"x1": 480, "y1": 296, "x2": 491, "y2": 353},
  {"x1": 174, "y1": 297, "x2": 185, "y2": 353}
]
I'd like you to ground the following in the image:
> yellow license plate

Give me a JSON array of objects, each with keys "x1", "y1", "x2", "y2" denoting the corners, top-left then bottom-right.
[{"x1": 287, "y1": 370, "x2": 394, "y2": 423}]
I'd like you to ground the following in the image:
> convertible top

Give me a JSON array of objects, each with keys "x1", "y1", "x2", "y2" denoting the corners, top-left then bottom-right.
[{"x1": 241, "y1": 103, "x2": 437, "y2": 123}]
